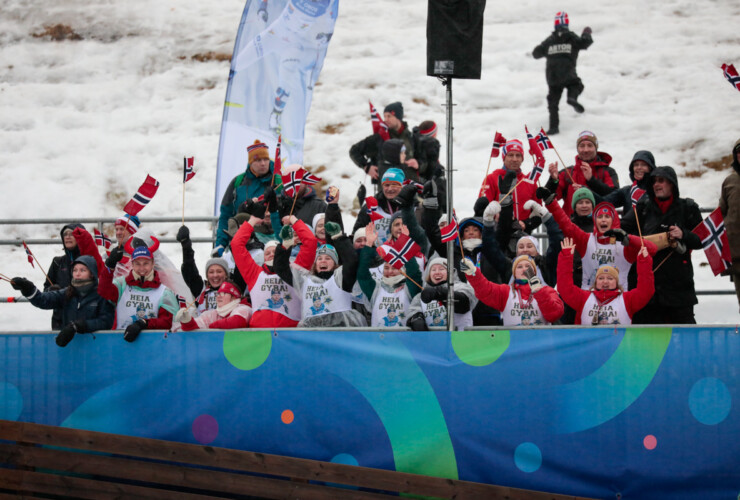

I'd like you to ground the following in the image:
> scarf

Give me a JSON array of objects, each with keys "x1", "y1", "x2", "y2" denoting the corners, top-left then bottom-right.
[
  {"x1": 71, "y1": 278, "x2": 95, "y2": 297},
  {"x1": 382, "y1": 274, "x2": 406, "y2": 287},
  {"x1": 462, "y1": 238, "x2": 482, "y2": 251},
  {"x1": 217, "y1": 299, "x2": 241, "y2": 318},
  {"x1": 656, "y1": 195, "x2": 673, "y2": 214}
]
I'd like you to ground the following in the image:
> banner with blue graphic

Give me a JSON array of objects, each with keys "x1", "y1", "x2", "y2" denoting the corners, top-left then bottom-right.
[
  {"x1": 214, "y1": 0, "x2": 339, "y2": 213},
  {"x1": 1, "y1": 326, "x2": 738, "y2": 499}
]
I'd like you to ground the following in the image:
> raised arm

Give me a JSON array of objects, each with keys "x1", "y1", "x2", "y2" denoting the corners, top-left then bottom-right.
[
  {"x1": 624, "y1": 247, "x2": 655, "y2": 317},
  {"x1": 555, "y1": 238, "x2": 590, "y2": 311}
]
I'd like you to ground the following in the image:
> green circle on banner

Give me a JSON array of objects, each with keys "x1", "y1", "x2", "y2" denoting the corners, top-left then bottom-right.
[
  {"x1": 223, "y1": 330, "x2": 272, "y2": 370},
  {"x1": 451, "y1": 330, "x2": 510, "y2": 366}
]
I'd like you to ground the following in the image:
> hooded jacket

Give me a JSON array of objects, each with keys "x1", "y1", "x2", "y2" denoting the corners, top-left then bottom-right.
[
  {"x1": 532, "y1": 27, "x2": 593, "y2": 87},
  {"x1": 29, "y1": 255, "x2": 115, "y2": 332},
  {"x1": 602, "y1": 150, "x2": 655, "y2": 210},
  {"x1": 621, "y1": 166, "x2": 703, "y2": 309},
  {"x1": 720, "y1": 139, "x2": 740, "y2": 264},
  {"x1": 46, "y1": 223, "x2": 86, "y2": 328},
  {"x1": 547, "y1": 152, "x2": 620, "y2": 216}
]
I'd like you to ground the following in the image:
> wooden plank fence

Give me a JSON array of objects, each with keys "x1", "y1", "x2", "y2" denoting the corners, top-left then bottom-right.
[{"x1": 0, "y1": 420, "x2": 594, "y2": 500}]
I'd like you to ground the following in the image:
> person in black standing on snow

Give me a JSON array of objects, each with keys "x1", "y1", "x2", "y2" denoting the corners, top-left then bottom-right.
[{"x1": 533, "y1": 12, "x2": 592, "y2": 135}]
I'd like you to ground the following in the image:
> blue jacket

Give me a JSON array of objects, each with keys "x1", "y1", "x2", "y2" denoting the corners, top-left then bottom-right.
[
  {"x1": 216, "y1": 162, "x2": 275, "y2": 248},
  {"x1": 29, "y1": 255, "x2": 114, "y2": 332}
]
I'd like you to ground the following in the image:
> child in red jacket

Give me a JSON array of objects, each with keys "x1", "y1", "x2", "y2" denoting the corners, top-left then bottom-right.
[
  {"x1": 462, "y1": 254, "x2": 564, "y2": 326},
  {"x1": 557, "y1": 237, "x2": 654, "y2": 325}
]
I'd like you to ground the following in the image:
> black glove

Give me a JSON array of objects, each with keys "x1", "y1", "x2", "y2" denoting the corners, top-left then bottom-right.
[
  {"x1": 421, "y1": 179, "x2": 439, "y2": 209},
  {"x1": 421, "y1": 284, "x2": 448, "y2": 304},
  {"x1": 395, "y1": 184, "x2": 418, "y2": 209},
  {"x1": 72, "y1": 319, "x2": 88, "y2": 332},
  {"x1": 536, "y1": 187, "x2": 555, "y2": 205},
  {"x1": 176, "y1": 225, "x2": 190, "y2": 243},
  {"x1": 56, "y1": 324, "x2": 76, "y2": 347},
  {"x1": 604, "y1": 228, "x2": 629, "y2": 246},
  {"x1": 277, "y1": 195, "x2": 293, "y2": 219},
  {"x1": 407, "y1": 313, "x2": 429, "y2": 331},
  {"x1": 263, "y1": 186, "x2": 278, "y2": 212},
  {"x1": 123, "y1": 319, "x2": 146, "y2": 343},
  {"x1": 473, "y1": 197, "x2": 489, "y2": 217},
  {"x1": 47, "y1": 284, "x2": 62, "y2": 292},
  {"x1": 498, "y1": 171, "x2": 517, "y2": 195},
  {"x1": 11, "y1": 277, "x2": 35, "y2": 297},
  {"x1": 251, "y1": 201, "x2": 267, "y2": 220},
  {"x1": 105, "y1": 246, "x2": 125, "y2": 269},
  {"x1": 583, "y1": 26, "x2": 592, "y2": 35},
  {"x1": 356, "y1": 184, "x2": 367, "y2": 208}
]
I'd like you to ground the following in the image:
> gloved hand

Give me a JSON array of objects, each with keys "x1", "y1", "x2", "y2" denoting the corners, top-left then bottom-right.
[
  {"x1": 356, "y1": 184, "x2": 367, "y2": 208},
  {"x1": 325, "y1": 186, "x2": 340, "y2": 204},
  {"x1": 176, "y1": 225, "x2": 190, "y2": 243},
  {"x1": 251, "y1": 201, "x2": 267, "y2": 220},
  {"x1": 523, "y1": 200, "x2": 550, "y2": 221},
  {"x1": 473, "y1": 197, "x2": 490, "y2": 217},
  {"x1": 523, "y1": 266, "x2": 543, "y2": 293},
  {"x1": 535, "y1": 187, "x2": 556, "y2": 205},
  {"x1": 421, "y1": 284, "x2": 448, "y2": 304},
  {"x1": 263, "y1": 186, "x2": 278, "y2": 212},
  {"x1": 72, "y1": 319, "x2": 87, "y2": 332},
  {"x1": 324, "y1": 221, "x2": 342, "y2": 240},
  {"x1": 280, "y1": 225, "x2": 296, "y2": 248},
  {"x1": 395, "y1": 184, "x2": 418, "y2": 208},
  {"x1": 421, "y1": 179, "x2": 439, "y2": 209},
  {"x1": 56, "y1": 324, "x2": 77, "y2": 347},
  {"x1": 482, "y1": 201, "x2": 502, "y2": 225},
  {"x1": 583, "y1": 26, "x2": 592, "y2": 35},
  {"x1": 211, "y1": 245, "x2": 224, "y2": 258},
  {"x1": 277, "y1": 195, "x2": 293, "y2": 219},
  {"x1": 258, "y1": 6, "x2": 268, "y2": 22},
  {"x1": 407, "y1": 312, "x2": 430, "y2": 331},
  {"x1": 105, "y1": 245, "x2": 125, "y2": 268},
  {"x1": 604, "y1": 228, "x2": 629, "y2": 246},
  {"x1": 460, "y1": 258, "x2": 476, "y2": 276},
  {"x1": 47, "y1": 284, "x2": 62, "y2": 291},
  {"x1": 175, "y1": 309, "x2": 192, "y2": 324},
  {"x1": 11, "y1": 277, "x2": 35, "y2": 297},
  {"x1": 123, "y1": 319, "x2": 146, "y2": 343},
  {"x1": 498, "y1": 170, "x2": 517, "y2": 196}
]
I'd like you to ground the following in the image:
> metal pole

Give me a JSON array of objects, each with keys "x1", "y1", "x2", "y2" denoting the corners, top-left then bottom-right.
[{"x1": 445, "y1": 77, "x2": 455, "y2": 331}]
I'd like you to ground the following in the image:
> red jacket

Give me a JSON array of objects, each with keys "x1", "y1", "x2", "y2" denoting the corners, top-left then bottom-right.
[
  {"x1": 232, "y1": 219, "x2": 316, "y2": 328},
  {"x1": 556, "y1": 248, "x2": 654, "y2": 324},
  {"x1": 556, "y1": 153, "x2": 617, "y2": 216},
  {"x1": 466, "y1": 268, "x2": 564, "y2": 323},
  {"x1": 546, "y1": 199, "x2": 657, "y2": 261},
  {"x1": 479, "y1": 168, "x2": 538, "y2": 220}
]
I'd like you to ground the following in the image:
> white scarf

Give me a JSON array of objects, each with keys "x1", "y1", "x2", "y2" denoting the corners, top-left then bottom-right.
[
  {"x1": 217, "y1": 299, "x2": 240, "y2": 318},
  {"x1": 462, "y1": 238, "x2": 482, "y2": 251},
  {"x1": 382, "y1": 274, "x2": 406, "y2": 287}
]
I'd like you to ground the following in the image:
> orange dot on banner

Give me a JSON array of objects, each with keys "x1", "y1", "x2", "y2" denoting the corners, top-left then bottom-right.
[
  {"x1": 643, "y1": 435, "x2": 657, "y2": 450},
  {"x1": 281, "y1": 409, "x2": 294, "y2": 424}
]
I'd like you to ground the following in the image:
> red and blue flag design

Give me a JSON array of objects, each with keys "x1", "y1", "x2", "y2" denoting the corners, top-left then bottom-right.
[
  {"x1": 94, "y1": 229, "x2": 112, "y2": 255},
  {"x1": 629, "y1": 182, "x2": 646, "y2": 207},
  {"x1": 536, "y1": 128, "x2": 553, "y2": 151},
  {"x1": 440, "y1": 211, "x2": 459, "y2": 243},
  {"x1": 402, "y1": 179, "x2": 424, "y2": 194},
  {"x1": 183, "y1": 157, "x2": 196, "y2": 183},
  {"x1": 525, "y1": 126, "x2": 546, "y2": 182},
  {"x1": 692, "y1": 207, "x2": 732, "y2": 276},
  {"x1": 490, "y1": 131, "x2": 506, "y2": 158},
  {"x1": 722, "y1": 63, "x2": 740, "y2": 92},
  {"x1": 124, "y1": 175, "x2": 160, "y2": 216},
  {"x1": 22, "y1": 240, "x2": 34, "y2": 268},
  {"x1": 377, "y1": 233, "x2": 421, "y2": 270},
  {"x1": 369, "y1": 101, "x2": 391, "y2": 141},
  {"x1": 364, "y1": 196, "x2": 385, "y2": 222}
]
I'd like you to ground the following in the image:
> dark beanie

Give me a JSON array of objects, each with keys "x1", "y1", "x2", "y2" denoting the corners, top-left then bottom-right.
[
  {"x1": 382, "y1": 139, "x2": 405, "y2": 165},
  {"x1": 384, "y1": 102, "x2": 404, "y2": 121}
]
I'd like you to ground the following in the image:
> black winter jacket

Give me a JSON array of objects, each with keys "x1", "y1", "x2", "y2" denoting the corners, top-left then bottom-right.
[{"x1": 533, "y1": 28, "x2": 593, "y2": 87}]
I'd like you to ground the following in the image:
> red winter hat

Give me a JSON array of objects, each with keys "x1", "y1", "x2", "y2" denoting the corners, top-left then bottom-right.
[
  {"x1": 503, "y1": 139, "x2": 524, "y2": 156},
  {"x1": 554, "y1": 11, "x2": 569, "y2": 28},
  {"x1": 593, "y1": 202, "x2": 619, "y2": 233},
  {"x1": 218, "y1": 281, "x2": 242, "y2": 299}
]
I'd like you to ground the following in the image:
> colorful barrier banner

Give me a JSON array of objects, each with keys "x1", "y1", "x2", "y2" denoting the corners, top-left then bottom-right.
[
  {"x1": 1, "y1": 326, "x2": 738, "y2": 499},
  {"x1": 214, "y1": 0, "x2": 339, "y2": 213}
]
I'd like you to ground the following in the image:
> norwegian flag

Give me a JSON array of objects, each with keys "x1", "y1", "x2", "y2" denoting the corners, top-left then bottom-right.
[
  {"x1": 440, "y1": 212, "x2": 459, "y2": 243},
  {"x1": 364, "y1": 196, "x2": 385, "y2": 222},
  {"x1": 369, "y1": 100, "x2": 390, "y2": 141},
  {"x1": 377, "y1": 233, "x2": 421, "y2": 270},
  {"x1": 281, "y1": 170, "x2": 304, "y2": 197},
  {"x1": 22, "y1": 240, "x2": 34, "y2": 268},
  {"x1": 177, "y1": 294, "x2": 188, "y2": 309},
  {"x1": 490, "y1": 131, "x2": 506, "y2": 158},
  {"x1": 274, "y1": 135, "x2": 282, "y2": 177},
  {"x1": 402, "y1": 179, "x2": 424, "y2": 194},
  {"x1": 629, "y1": 182, "x2": 646, "y2": 207},
  {"x1": 536, "y1": 128, "x2": 553, "y2": 151},
  {"x1": 692, "y1": 208, "x2": 733, "y2": 276},
  {"x1": 721, "y1": 63, "x2": 740, "y2": 92},
  {"x1": 301, "y1": 170, "x2": 322, "y2": 185},
  {"x1": 123, "y1": 174, "x2": 160, "y2": 216},
  {"x1": 183, "y1": 157, "x2": 196, "y2": 183},
  {"x1": 94, "y1": 228, "x2": 112, "y2": 255},
  {"x1": 525, "y1": 126, "x2": 546, "y2": 182},
  {"x1": 528, "y1": 156, "x2": 546, "y2": 183}
]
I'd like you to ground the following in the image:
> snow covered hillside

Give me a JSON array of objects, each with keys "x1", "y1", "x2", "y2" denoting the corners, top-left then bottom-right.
[{"x1": 1, "y1": 0, "x2": 738, "y2": 329}]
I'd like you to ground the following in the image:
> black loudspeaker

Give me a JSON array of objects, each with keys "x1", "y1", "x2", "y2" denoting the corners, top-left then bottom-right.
[{"x1": 427, "y1": 0, "x2": 486, "y2": 79}]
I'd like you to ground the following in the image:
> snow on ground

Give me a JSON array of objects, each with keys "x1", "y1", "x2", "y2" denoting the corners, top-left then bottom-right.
[{"x1": 0, "y1": 0, "x2": 738, "y2": 330}]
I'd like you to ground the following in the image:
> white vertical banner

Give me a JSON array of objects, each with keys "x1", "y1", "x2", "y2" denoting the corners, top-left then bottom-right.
[{"x1": 214, "y1": 0, "x2": 339, "y2": 214}]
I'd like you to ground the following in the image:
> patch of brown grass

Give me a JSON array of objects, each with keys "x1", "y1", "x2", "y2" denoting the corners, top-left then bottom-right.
[
  {"x1": 191, "y1": 52, "x2": 231, "y2": 63},
  {"x1": 106, "y1": 180, "x2": 129, "y2": 211},
  {"x1": 32, "y1": 24, "x2": 83, "y2": 41},
  {"x1": 319, "y1": 122, "x2": 347, "y2": 135},
  {"x1": 703, "y1": 154, "x2": 733, "y2": 172},
  {"x1": 412, "y1": 97, "x2": 429, "y2": 106},
  {"x1": 684, "y1": 169, "x2": 704, "y2": 178}
]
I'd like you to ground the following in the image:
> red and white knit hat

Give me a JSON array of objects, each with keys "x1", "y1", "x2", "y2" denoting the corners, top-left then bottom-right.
[{"x1": 503, "y1": 139, "x2": 524, "y2": 156}]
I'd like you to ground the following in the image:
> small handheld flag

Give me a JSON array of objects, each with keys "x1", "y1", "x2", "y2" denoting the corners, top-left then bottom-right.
[
  {"x1": 377, "y1": 233, "x2": 421, "y2": 270},
  {"x1": 402, "y1": 179, "x2": 424, "y2": 194},
  {"x1": 440, "y1": 213, "x2": 459, "y2": 243},
  {"x1": 302, "y1": 171, "x2": 322, "y2": 186},
  {"x1": 692, "y1": 207, "x2": 732, "y2": 276},
  {"x1": 536, "y1": 128, "x2": 553, "y2": 151},
  {"x1": 364, "y1": 196, "x2": 385, "y2": 222},
  {"x1": 629, "y1": 182, "x2": 646, "y2": 207},
  {"x1": 124, "y1": 174, "x2": 160, "y2": 216},
  {"x1": 490, "y1": 132, "x2": 506, "y2": 158},
  {"x1": 94, "y1": 229, "x2": 112, "y2": 256},
  {"x1": 183, "y1": 157, "x2": 196, "y2": 183},
  {"x1": 274, "y1": 135, "x2": 282, "y2": 178},
  {"x1": 722, "y1": 63, "x2": 740, "y2": 92},
  {"x1": 22, "y1": 241, "x2": 34, "y2": 268}
]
